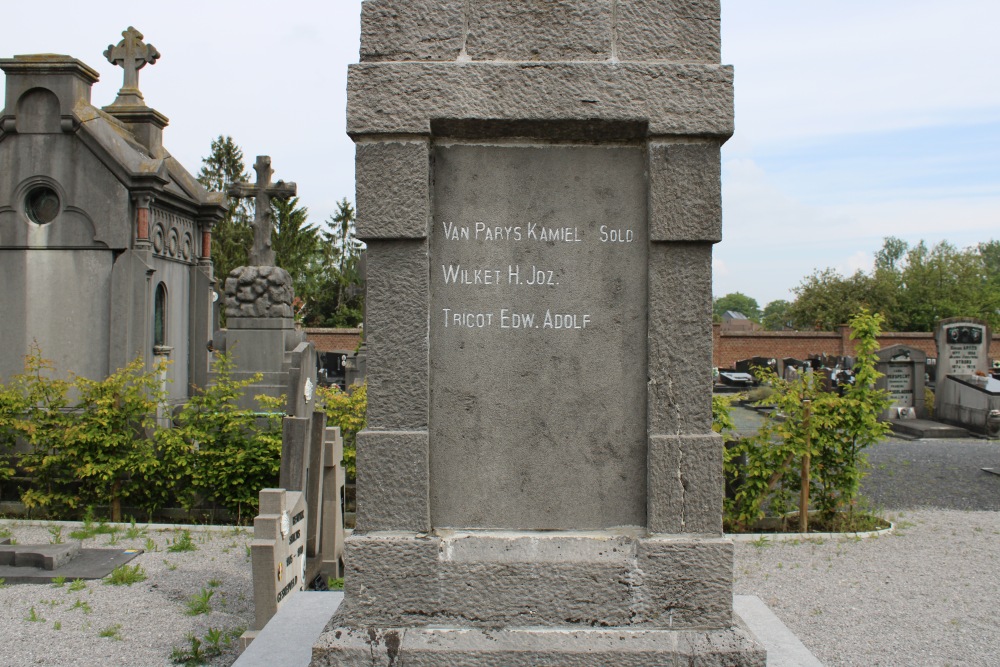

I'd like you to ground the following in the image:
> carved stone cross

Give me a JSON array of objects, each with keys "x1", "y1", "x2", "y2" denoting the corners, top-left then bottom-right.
[
  {"x1": 104, "y1": 27, "x2": 160, "y2": 106},
  {"x1": 228, "y1": 156, "x2": 297, "y2": 266}
]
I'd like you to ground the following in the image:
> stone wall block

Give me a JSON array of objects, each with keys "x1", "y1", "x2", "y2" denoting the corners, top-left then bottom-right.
[
  {"x1": 648, "y1": 244, "x2": 713, "y2": 435},
  {"x1": 436, "y1": 563, "x2": 632, "y2": 627},
  {"x1": 339, "y1": 534, "x2": 440, "y2": 627},
  {"x1": 616, "y1": 0, "x2": 721, "y2": 63},
  {"x1": 348, "y1": 62, "x2": 735, "y2": 137},
  {"x1": 365, "y1": 240, "x2": 428, "y2": 429},
  {"x1": 634, "y1": 539, "x2": 732, "y2": 629},
  {"x1": 648, "y1": 435, "x2": 723, "y2": 534},
  {"x1": 355, "y1": 430, "x2": 429, "y2": 532},
  {"x1": 356, "y1": 141, "x2": 430, "y2": 240},
  {"x1": 465, "y1": 0, "x2": 612, "y2": 62},
  {"x1": 649, "y1": 142, "x2": 722, "y2": 242},
  {"x1": 360, "y1": 0, "x2": 466, "y2": 62}
]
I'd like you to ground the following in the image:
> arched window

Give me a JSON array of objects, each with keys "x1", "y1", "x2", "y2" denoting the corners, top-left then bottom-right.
[{"x1": 154, "y1": 283, "x2": 167, "y2": 348}]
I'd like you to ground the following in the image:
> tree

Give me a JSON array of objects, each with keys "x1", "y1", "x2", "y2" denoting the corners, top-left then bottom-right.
[
  {"x1": 298, "y1": 199, "x2": 364, "y2": 327},
  {"x1": 271, "y1": 197, "x2": 320, "y2": 301},
  {"x1": 761, "y1": 300, "x2": 792, "y2": 330},
  {"x1": 197, "y1": 136, "x2": 252, "y2": 283},
  {"x1": 713, "y1": 292, "x2": 761, "y2": 321}
]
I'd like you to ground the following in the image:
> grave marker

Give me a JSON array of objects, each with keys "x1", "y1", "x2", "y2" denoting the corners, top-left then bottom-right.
[
  {"x1": 876, "y1": 345, "x2": 927, "y2": 419},
  {"x1": 247, "y1": 489, "x2": 306, "y2": 638},
  {"x1": 313, "y1": 1, "x2": 764, "y2": 664}
]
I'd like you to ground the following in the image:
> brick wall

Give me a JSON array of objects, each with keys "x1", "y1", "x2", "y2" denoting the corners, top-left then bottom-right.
[
  {"x1": 712, "y1": 324, "x2": 1000, "y2": 368},
  {"x1": 305, "y1": 328, "x2": 362, "y2": 353}
]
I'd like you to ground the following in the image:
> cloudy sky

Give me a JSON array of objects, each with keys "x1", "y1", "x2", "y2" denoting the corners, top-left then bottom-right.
[{"x1": 6, "y1": 1, "x2": 998, "y2": 307}]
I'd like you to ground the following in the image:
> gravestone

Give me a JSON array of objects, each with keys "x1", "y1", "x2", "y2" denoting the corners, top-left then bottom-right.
[
  {"x1": 211, "y1": 156, "x2": 307, "y2": 409},
  {"x1": 934, "y1": 317, "x2": 1000, "y2": 434},
  {"x1": 312, "y1": 1, "x2": 763, "y2": 665},
  {"x1": 876, "y1": 345, "x2": 927, "y2": 419},
  {"x1": 244, "y1": 488, "x2": 307, "y2": 643}
]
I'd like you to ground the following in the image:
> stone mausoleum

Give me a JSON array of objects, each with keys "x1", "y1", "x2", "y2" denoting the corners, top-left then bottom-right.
[{"x1": 0, "y1": 28, "x2": 224, "y2": 401}]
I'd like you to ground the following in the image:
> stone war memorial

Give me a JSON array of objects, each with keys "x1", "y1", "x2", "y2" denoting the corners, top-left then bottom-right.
[{"x1": 312, "y1": 1, "x2": 764, "y2": 665}]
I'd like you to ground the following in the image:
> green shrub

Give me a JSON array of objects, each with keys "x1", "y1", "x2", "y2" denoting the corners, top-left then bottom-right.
[
  {"x1": 724, "y1": 310, "x2": 891, "y2": 531},
  {"x1": 317, "y1": 381, "x2": 366, "y2": 481}
]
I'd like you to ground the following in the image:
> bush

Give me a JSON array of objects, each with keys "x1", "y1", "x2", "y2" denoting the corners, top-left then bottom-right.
[
  {"x1": 724, "y1": 310, "x2": 892, "y2": 531},
  {"x1": 317, "y1": 382, "x2": 366, "y2": 482}
]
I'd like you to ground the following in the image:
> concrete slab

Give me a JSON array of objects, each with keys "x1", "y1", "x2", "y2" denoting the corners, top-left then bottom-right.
[
  {"x1": 889, "y1": 419, "x2": 969, "y2": 439},
  {"x1": 234, "y1": 591, "x2": 343, "y2": 667},
  {"x1": 735, "y1": 595, "x2": 823, "y2": 667},
  {"x1": 0, "y1": 548, "x2": 143, "y2": 584}
]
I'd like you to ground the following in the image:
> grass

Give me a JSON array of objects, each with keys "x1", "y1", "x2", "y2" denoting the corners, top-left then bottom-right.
[
  {"x1": 185, "y1": 588, "x2": 215, "y2": 616},
  {"x1": 328, "y1": 577, "x2": 344, "y2": 590},
  {"x1": 99, "y1": 624, "x2": 123, "y2": 641},
  {"x1": 47, "y1": 525, "x2": 64, "y2": 544},
  {"x1": 104, "y1": 563, "x2": 147, "y2": 586},
  {"x1": 164, "y1": 559, "x2": 178, "y2": 571},
  {"x1": 207, "y1": 578, "x2": 222, "y2": 588},
  {"x1": 171, "y1": 626, "x2": 245, "y2": 666},
  {"x1": 0, "y1": 578, "x2": 7, "y2": 589},
  {"x1": 68, "y1": 578, "x2": 87, "y2": 592},
  {"x1": 50, "y1": 576, "x2": 66, "y2": 588},
  {"x1": 26, "y1": 606, "x2": 45, "y2": 622},
  {"x1": 0, "y1": 525, "x2": 11, "y2": 538},
  {"x1": 124, "y1": 520, "x2": 148, "y2": 540},
  {"x1": 167, "y1": 530, "x2": 197, "y2": 553},
  {"x1": 144, "y1": 537, "x2": 158, "y2": 552}
]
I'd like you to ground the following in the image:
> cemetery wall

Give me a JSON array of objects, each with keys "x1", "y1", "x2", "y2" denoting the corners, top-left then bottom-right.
[
  {"x1": 713, "y1": 324, "x2": 1000, "y2": 369},
  {"x1": 304, "y1": 328, "x2": 362, "y2": 354}
]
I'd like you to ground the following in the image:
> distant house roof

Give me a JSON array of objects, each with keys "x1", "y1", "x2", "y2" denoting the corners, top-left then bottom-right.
[
  {"x1": 305, "y1": 328, "x2": 362, "y2": 353},
  {"x1": 723, "y1": 311, "x2": 748, "y2": 320}
]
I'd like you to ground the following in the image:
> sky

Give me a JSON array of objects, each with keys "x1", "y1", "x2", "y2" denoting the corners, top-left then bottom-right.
[{"x1": 5, "y1": 1, "x2": 999, "y2": 307}]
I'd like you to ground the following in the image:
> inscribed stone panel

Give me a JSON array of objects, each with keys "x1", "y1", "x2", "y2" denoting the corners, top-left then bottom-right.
[{"x1": 429, "y1": 144, "x2": 648, "y2": 530}]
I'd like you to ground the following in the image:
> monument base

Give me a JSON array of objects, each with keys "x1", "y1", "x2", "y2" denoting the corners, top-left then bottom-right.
[
  {"x1": 310, "y1": 531, "x2": 766, "y2": 665},
  {"x1": 312, "y1": 625, "x2": 765, "y2": 666}
]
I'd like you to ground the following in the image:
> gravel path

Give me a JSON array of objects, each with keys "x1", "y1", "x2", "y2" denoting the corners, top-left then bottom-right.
[
  {"x1": 1, "y1": 522, "x2": 255, "y2": 667},
  {"x1": 2, "y1": 408, "x2": 998, "y2": 666}
]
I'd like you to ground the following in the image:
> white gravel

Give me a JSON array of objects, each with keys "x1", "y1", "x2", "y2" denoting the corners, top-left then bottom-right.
[
  {"x1": 3, "y1": 510, "x2": 999, "y2": 666},
  {"x1": 735, "y1": 509, "x2": 1000, "y2": 666},
  {"x1": 1, "y1": 520, "x2": 256, "y2": 667}
]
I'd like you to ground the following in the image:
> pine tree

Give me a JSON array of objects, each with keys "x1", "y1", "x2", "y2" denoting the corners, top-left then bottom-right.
[{"x1": 197, "y1": 136, "x2": 252, "y2": 282}]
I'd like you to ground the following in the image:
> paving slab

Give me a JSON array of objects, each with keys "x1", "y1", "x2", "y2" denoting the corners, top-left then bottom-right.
[
  {"x1": 234, "y1": 591, "x2": 343, "y2": 667},
  {"x1": 888, "y1": 419, "x2": 969, "y2": 439},
  {"x1": 735, "y1": 595, "x2": 823, "y2": 667},
  {"x1": 0, "y1": 547, "x2": 143, "y2": 584}
]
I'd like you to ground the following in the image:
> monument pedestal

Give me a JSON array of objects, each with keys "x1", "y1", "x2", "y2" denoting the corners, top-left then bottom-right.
[{"x1": 313, "y1": 531, "x2": 764, "y2": 666}]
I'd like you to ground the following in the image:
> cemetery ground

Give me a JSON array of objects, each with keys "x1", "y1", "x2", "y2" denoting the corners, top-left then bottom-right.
[{"x1": 2, "y1": 410, "x2": 999, "y2": 667}]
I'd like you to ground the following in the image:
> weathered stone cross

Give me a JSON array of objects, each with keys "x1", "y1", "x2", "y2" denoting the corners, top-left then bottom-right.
[
  {"x1": 104, "y1": 27, "x2": 160, "y2": 106},
  {"x1": 228, "y1": 156, "x2": 297, "y2": 267}
]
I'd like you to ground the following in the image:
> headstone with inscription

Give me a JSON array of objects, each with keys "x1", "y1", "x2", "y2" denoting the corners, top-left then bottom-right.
[
  {"x1": 935, "y1": 318, "x2": 990, "y2": 384},
  {"x1": 876, "y1": 345, "x2": 927, "y2": 419},
  {"x1": 312, "y1": 2, "x2": 763, "y2": 665},
  {"x1": 242, "y1": 489, "x2": 306, "y2": 647},
  {"x1": 933, "y1": 317, "x2": 1000, "y2": 434}
]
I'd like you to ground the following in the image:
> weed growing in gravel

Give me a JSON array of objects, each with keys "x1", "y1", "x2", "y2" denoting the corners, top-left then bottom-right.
[
  {"x1": 167, "y1": 530, "x2": 197, "y2": 553},
  {"x1": 171, "y1": 626, "x2": 244, "y2": 666},
  {"x1": 124, "y1": 520, "x2": 147, "y2": 539},
  {"x1": 26, "y1": 606, "x2": 45, "y2": 622},
  {"x1": 328, "y1": 577, "x2": 344, "y2": 590},
  {"x1": 186, "y1": 587, "x2": 215, "y2": 616},
  {"x1": 99, "y1": 624, "x2": 123, "y2": 640},
  {"x1": 47, "y1": 525, "x2": 64, "y2": 544},
  {"x1": 750, "y1": 535, "x2": 770, "y2": 549},
  {"x1": 164, "y1": 559, "x2": 178, "y2": 571},
  {"x1": 51, "y1": 576, "x2": 66, "y2": 588},
  {"x1": 107, "y1": 530, "x2": 121, "y2": 545},
  {"x1": 208, "y1": 578, "x2": 221, "y2": 588},
  {"x1": 244, "y1": 543, "x2": 251, "y2": 559},
  {"x1": 68, "y1": 578, "x2": 86, "y2": 592},
  {"x1": 71, "y1": 599, "x2": 93, "y2": 614},
  {"x1": 144, "y1": 537, "x2": 158, "y2": 552},
  {"x1": 0, "y1": 578, "x2": 7, "y2": 589},
  {"x1": 40, "y1": 598, "x2": 61, "y2": 607},
  {"x1": 105, "y1": 563, "x2": 147, "y2": 586},
  {"x1": 171, "y1": 635, "x2": 207, "y2": 666},
  {"x1": 54, "y1": 621, "x2": 61, "y2": 630},
  {"x1": 0, "y1": 525, "x2": 11, "y2": 538},
  {"x1": 70, "y1": 508, "x2": 117, "y2": 540}
]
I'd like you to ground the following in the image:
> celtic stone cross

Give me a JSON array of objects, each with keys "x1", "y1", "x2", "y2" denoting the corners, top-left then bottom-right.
[
  {"x1": 104, "y1": 27, "x2": 160, "y2": 106},
  {"x1": 228, "y1": 156, "x2": 297, "y2": 266}
]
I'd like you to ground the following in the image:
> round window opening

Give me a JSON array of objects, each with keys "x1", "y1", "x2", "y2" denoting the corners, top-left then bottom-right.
[{"x1": 25, "y1": 186, "x2": 60, "y2": 224}]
